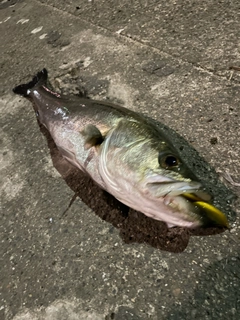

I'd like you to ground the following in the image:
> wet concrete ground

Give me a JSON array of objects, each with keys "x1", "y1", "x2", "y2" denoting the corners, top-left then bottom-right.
[{"x1": 1, "y1": 0, "x2": 240, "y2": 319}]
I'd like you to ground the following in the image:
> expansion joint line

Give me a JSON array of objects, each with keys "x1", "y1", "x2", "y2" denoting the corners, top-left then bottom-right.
[{"x1": 34, "y1": 0, "x2": 239, "y2": 84}]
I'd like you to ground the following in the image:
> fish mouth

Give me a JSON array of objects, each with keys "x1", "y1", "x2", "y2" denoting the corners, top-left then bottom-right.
[{"x1": 146, "y1": 178, "x2": 229, "y2": 228}]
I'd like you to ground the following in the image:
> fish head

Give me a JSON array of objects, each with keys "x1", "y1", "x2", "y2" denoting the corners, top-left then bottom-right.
[
  {"x1": 100, "y1": 119, "x2": 229, "y2": 229},
  {"x1": 140, "y1": 145, "x2": 229, "y2": 228}
]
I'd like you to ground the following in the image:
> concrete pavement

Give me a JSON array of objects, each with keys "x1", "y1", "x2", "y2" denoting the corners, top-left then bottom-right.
[{"x1": 1, "y1": 1, "x2": 240, "y2": 319}]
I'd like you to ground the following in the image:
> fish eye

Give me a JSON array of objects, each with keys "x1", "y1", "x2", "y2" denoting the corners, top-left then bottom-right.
[
  {"x1": 158, "y1": 154, "x2": 180, "y2": 169},
  {"x1": 165, "y1": 155, "x2": 178, "y2": 167}
]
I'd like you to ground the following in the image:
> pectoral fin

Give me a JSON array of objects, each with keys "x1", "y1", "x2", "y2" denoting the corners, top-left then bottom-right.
[{"x1": 80, "y1": 124, "x2": 104, "y2": 150}]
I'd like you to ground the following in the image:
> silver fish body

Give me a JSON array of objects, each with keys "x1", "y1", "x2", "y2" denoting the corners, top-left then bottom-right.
[{"x1": 13, "y1": 69, "x2": 229, "y2": 228}]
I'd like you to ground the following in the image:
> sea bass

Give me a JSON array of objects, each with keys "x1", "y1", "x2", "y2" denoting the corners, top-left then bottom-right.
[{"x1": 13, "y1": 69, "x2": 228, "y2": 228}]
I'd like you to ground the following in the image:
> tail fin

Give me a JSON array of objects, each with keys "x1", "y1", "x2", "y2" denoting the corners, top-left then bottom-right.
[{"x1": 13, "y1": 68, "x2": 48, "y2": 97}]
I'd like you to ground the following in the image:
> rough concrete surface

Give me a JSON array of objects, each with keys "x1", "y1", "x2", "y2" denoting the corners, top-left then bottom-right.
[{"x1": 0, "y1": 0, "x2": 240, "y2": 319}]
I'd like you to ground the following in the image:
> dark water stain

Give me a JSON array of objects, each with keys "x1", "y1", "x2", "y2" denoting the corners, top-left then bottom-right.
[
  {"x1": 46, "y1": 30, "x2": 70, "y2": 48},
  {"x1": 142, "y1": 59, "x2": 175, "y2": 77},
  {"x1": 38, "y1": 121, "x2": 232, "y2": 253},
  {"x1": 0, "y1": 0, "x2": 24, "y2": 10}
]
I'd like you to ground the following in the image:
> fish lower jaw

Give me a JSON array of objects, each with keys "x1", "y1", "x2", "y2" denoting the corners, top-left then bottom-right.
[
  {"x1": 166, "y1": 219, "x2": 201, "y2": 229},
  {"x1": 145, "y1": 204, "x2": 202, "y2": 229},
  {"x1": 101, "y1": 176, "x2": 203, "y2": 228},
  {"x1": 114, "y1": 191, "x2": 202, "y2": 228},
  {"x1": 162, "y1": 195, "x2": 203, "y2": 228}
]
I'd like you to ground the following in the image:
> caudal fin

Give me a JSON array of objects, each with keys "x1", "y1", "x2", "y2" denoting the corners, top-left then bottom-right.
[{"x1": 13, "y1": 68, "x2": 48, "y2": 97}]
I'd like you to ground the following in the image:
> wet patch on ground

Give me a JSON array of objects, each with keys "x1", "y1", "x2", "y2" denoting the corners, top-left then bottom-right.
[{"x1": 0, "y1": 0, "x2": 24, "y2": 10}]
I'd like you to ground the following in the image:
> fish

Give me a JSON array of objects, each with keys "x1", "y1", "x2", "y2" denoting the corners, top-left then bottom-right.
[{"x1": 13, "y1": 68, "x2": 229, "y2": 229}]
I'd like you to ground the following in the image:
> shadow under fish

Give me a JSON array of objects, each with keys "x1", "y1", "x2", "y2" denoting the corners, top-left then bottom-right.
[
  {"x1": 13, "y1": 69, "x2": 236, "y2": 252},
  {"x1": 40, "y1": 123, "x2": 234, "y2": 253}
]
